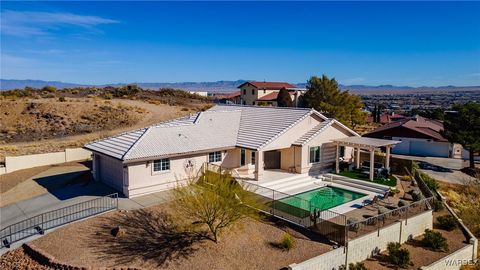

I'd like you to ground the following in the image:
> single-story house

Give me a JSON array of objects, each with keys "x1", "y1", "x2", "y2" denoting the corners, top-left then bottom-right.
[
  {"x1": 364, "y1": 115, "x2": 463, "y2": 158},
  {"x1": 84, "y1": 105, "x2": 359, "y2": 197}
]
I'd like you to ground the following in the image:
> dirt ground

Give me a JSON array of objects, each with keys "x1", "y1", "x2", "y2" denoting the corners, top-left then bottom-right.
[
  {"x1": 24, "y1": 204, "x2": 332, "y2": 270},
  {"x1": 0, "y1": 161, "x2": 93, "y2": 207},
  {"x1": 362, "y1": 210, "x2": 470, "y2": 269},
  {"x1": 0, "y1": 98, "x2": 210, "y2": 161},
  {"x1": 0, "y1": 247, "x2": 53, "y2": 270}
]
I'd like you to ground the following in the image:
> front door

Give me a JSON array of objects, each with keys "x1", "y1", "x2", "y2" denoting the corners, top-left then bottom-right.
[{"x1": 264, "y1": 150, "x2": 281, "y2": 169}]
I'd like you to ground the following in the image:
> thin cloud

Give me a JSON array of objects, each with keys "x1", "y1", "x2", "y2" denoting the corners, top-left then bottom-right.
[{"x1": 1, "y1": 10, "x2": 119, "y2": 37}]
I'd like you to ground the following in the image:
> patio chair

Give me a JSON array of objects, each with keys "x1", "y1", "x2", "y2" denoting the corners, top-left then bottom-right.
[{"x1": 362, "y1": 195, "x2": 379, "y2": 207}]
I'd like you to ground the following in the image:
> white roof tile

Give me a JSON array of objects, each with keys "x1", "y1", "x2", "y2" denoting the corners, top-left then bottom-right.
[{"x1": 84, "y1": 105, "x2": 332, "y2": 161}]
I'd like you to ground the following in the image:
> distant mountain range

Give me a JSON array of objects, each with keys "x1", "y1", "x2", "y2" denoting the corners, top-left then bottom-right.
[{"x1": 1, "y1": 79, "x2": 479, "y2": 94}]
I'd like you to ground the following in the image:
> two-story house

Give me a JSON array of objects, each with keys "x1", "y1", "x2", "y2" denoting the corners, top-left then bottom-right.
[{"x1": 238, "y1": 81, "x2": 305, "y2": 106}]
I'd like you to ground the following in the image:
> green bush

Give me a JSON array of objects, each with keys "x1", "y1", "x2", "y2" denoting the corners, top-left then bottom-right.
[
  {"x1": 411, "y1": 190, "x2": 423, "y2": 201},
  {"x1": 436, "y1": 215, "x2": 457, "y2": 231},
  {"x1": 401, "y1": 175, "x2": 412, "y2": 182},
  {"x1": 421, "y1": 172, "x2": 439, "y2": 191},
  {"x1": 432, "y1": 200, "x2": 444, "y2": 212},
  {"x1": 421, "y1": 229, "x2": 449, "y2": 251},
  {"x1": 58, "y1": 96, "x2": 66, "y2": 102},
  {"x1": 387, "y1": 242, "x2": 411, "y2": 268},
  {"x1": 281, "y1": 233, "x2": 295, "y2": 251},
  {"x1": 378, "y1": 206, "x2": 389, "y2": 215},
  {"x1": 398, "y1": 199, "x2": 409, "y2": 207},
  {"x1": 42, "y1": 85, "x2": 57, "y2": 92},
  {"x1": 103, "y1": 93, "x2": 113, "y2": 100},
  {"x1": 348, "y1": 262, "x2": 368, "y2": 270}
]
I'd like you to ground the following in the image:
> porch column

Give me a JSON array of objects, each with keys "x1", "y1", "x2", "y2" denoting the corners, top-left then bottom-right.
[
  {"x1": 335, "y1": 144, "x2": 340, "y2": 173},
  {"x1": 369, "y1": 148, "x2": 375, "y2": 181},
  {"x1": 385, "y1": 146, "x2": 391, "y2": 170},
  {"x1": 355, "y1": 147, "x2": 361, "y2": 169},
  {"x1": 255, "y1": 151, "x2": 263, "y2": 180}
]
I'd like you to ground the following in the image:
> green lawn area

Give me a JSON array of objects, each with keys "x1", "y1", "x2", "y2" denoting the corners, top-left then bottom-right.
[{"x1": 337, "y1": 170, "x2": 397, "y2": 187}]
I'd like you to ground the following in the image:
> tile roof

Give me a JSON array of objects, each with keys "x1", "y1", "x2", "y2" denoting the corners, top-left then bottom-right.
[
  {"x1": 85, "y1": 105, "x2": 328, "y2": 162},
  {"x1": 293, "y1": 119, "x2": 334, "y2": 146},
  {"x1": 257, "y1": 91, "x2": 297, "y2": 101},
  {"x1": 238, "y1": 81, "x2": 296, "y2": 90},
  {"x1": 365, "y1": 115, "x2": 447, "y2": 141}
]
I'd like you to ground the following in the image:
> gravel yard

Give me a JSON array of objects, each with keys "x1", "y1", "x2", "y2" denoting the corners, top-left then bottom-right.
[{"x1": 17, "y1": 203, "x2": 332, "y2": 270}]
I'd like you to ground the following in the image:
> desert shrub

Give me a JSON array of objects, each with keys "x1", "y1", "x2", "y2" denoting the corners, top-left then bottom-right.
[
  {"x1": 411, "y1": 190, "x2": 423, "y2": 201},
  {"x1": 281, "y1": 233, "x2": 295, "y2": 251},
  {"x1": 387, "y1": 242, "x2": 411, "y2": 268},
  {"x1": 421, "y1": 229, "x2": 449, "y2": 251},
  {"x1": 58, "y1": 96, "x2": 66, "y2": 102},
  {"x1": 432, "y1": 200, "x2": 444, "y2": 212},
  {"x1": 389, "y1": 187, "x2": 400, "y2": 196},
  {"x1": 347, "y1": 217, "x2": 360, "y2": 232},
  {"x1": 378, "y1": 206, "x2": 389, "y2": 215},
  {"x1": 103, "y1": 93, "x2": 113, "y2": 100},
  {"x1": 348, "y1": 262, "x2": 368, "y2": 270},
  {"x1": 401, "y1": 175, "x2": 412, "y2": 182},
  {"x1": 71, "y1": 90, "x2": 79, "y2": 94},
  {"x1": 398, "y1": 199, "x2": 409, "y2": 207},
  {"x1": 181, "y1": 107, "x2": 189, "y2": 111},
  {"x1": 421, "y1": 172, "x2": 439, "y2": 191},
  {"x1": 42, "y1": 85, "x2": 57, "y2": 92},
  {"x1": 436, "y1": 215, "x2": 457, "y2": 231}
]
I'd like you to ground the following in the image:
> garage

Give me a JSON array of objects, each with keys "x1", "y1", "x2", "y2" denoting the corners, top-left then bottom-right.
[
  {"x1": 409, "y1": 141, "x2": 450, "y2": 157},
  {"x1": 96, "y1": 154, "x2": 123, "y2": 191}
]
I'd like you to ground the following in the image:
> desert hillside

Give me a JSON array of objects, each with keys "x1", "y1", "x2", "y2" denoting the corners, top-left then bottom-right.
[{"x1": 0, "y1": 86, "x2": 212, "y2": 161}]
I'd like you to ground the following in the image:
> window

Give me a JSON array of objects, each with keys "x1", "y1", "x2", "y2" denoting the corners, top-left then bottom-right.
[
  {"x1": 153, "y1": 158, "x2": 170, "y2": 172},
  {"x1": 208, "y1": 151, "x2": 222, "y2": 163},
  {"x1": 309, "y1": 146, "x2": 321, "y2": 163},
  {"x1": 243, "y1": 89, "x2": 246, "y2": 95},
  {"x1": 263, "y1": 89, "x2": 266, "y2": 94},
  {"x1": 253, "y1": 102, "x2": 256, "y2": 105},
  {"x1": 339, "y1": 146, "x2": 345, "y2": 157},
  {"x1": 240, "y1": 149, "x2": 246, "y2": 166},
  {"x1": 251, "y1": 151, "x2": 256, "y2": 165},
  {"x1": 251, "y1": 89, "x2": 255, "y2": 95}
]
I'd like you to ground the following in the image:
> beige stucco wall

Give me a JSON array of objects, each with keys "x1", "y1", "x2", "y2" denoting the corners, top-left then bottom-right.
[
  {"x1": 3, "y1": 148, "x2": 92, "y2": 174},
  {"x1": 289, "y1": 210, "x2": 433, "y2": 270},
  {"x1": 239, "y1": 84, "x2": 281, "y2": 105},
  {"x1": 124, "y1": 149, "x2": 239, "y2": 197},
  {"x1": 299, "y1": 123, "x2": 354, "y2": 174}
]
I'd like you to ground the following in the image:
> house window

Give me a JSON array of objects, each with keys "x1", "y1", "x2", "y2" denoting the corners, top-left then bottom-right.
[
  {"x1": 309, "y1": 146, "x2": 321, "y2": 163},
  {"x1": 251, "y1": 89, "x2": 255, "y2": 95},
  {"x1": 339, "y1": 146, "x2": 345, "y2": 157},
  {"x1": 243, "y1": 89, "x2": 246, "y2": 95},
  {"x1": 240, "y1": 149, "x2": 246, "y2": 166},
  {"x1": 208, "y1": 151, "x2": 222, "y2": 163},
  {"x1": 251, "y1": 151, "x2": 256, "y2": 165},
  {"x1": 153, "y1": 158, "x2": 170, "y2": 172},
  {"x1": 263, "y1": 89, "x2": 266, "y2": 93}
]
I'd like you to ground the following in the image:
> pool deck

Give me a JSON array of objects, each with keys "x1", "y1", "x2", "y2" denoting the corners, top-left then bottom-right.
[{"x1": 241, "y1": 169, "x2": 389, "y2": 215}]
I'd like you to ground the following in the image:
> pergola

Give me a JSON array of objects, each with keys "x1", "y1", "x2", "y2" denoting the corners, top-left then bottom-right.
[{"x1": 332, "y1": 137, "x2": 401, "y2": 181}]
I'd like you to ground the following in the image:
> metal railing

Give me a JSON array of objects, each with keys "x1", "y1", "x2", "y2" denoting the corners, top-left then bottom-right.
[{"x1": 0, "y1": 193, "x2": 118, "y2": 249}]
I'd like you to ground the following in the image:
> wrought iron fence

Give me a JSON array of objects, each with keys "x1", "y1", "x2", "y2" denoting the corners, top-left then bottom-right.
[
  {"x1": 0, "y1": 193, "x2": 118, "y2": 249},
  {"x1": 346, "y1": 196, "x2": 434, "y2": 237}
]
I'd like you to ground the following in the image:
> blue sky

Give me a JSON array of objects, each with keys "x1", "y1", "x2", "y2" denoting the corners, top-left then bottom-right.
[{"x1": 1, "y1": 1, "x2": 480, "y2": 86}]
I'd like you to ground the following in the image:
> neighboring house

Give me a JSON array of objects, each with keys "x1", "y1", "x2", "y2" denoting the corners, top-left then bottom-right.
[
  {"x1": 364, "y1": 115, "x2": 463, "y2": 158},
  {"x1": 84, "y1": 105, "x2": 358, "y2": 197},
  {"x1": 366, "y1": 112, "x2": 406, "y2": 124},
  {"x1": 188, "y1": 91, "x2": 208, "y2": 97},
  {"x1": 238, "y1": 81, "x2": 305, "y2": 106},
  {"x1": 211, "y1": 91, "x2": 241, "y2": 104}
]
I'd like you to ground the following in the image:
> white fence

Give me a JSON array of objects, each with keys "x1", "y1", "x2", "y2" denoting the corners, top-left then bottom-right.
[{"x1": 1, "y1": 148, "x2": 92, "y2": 175}]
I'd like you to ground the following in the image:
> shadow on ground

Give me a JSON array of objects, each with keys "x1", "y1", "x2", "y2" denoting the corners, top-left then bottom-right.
[
  {"x1": 33, "y1": 161, "x2": 119, "y2": 200},
  {"x1": 86, "y1": 209, "x2": 207, "y2": 267}
]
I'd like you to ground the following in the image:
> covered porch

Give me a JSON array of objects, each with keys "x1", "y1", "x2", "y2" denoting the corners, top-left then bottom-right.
[{"x1": 332, "y1": 137, "x2": 401, "y2": 181}]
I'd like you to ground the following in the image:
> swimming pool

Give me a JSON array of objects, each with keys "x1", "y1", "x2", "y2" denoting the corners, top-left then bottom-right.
[{"x1": 278, "y1": 186, "x2": 366, "y2": 212}]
